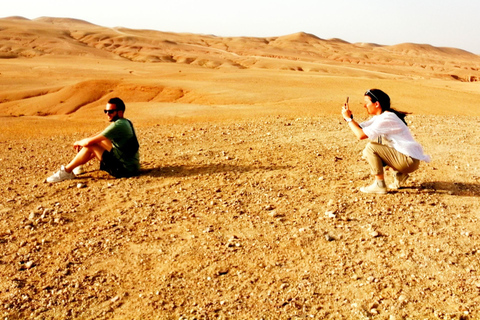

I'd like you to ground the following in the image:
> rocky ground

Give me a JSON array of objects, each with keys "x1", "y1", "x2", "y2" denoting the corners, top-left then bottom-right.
[{"x1": 1, "y1": 114, "x2": 480, "y2": 319}]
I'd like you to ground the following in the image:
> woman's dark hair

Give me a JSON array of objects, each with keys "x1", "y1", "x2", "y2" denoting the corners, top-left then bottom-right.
[
  {"x1": 108, "y1": 97, "x2": 126, "y2": 111},
  {"x1": 365, "y1": 89, "x2": 409, "y2": 125}
]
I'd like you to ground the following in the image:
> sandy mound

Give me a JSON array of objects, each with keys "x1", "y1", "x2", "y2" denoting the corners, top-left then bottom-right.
[{"x1": 1, "y1": 17, "x2": 480, "y2": 81}]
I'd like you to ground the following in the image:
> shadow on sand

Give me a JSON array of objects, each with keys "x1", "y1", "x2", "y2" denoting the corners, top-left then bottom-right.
[
  {"x1": 397, "y1": 181, "x2": 480, "y2": 197},
  {"x1": 140, "y1": 163, "x2": 291, "y2": 178}
]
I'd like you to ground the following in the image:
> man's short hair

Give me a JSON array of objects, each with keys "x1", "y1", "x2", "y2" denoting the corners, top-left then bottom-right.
[{"x1": 108, "y1": 97, "x2": 125, "y2": 111}]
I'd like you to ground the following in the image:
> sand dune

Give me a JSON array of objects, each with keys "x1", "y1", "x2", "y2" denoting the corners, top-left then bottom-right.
[
  {"x1": 2, "y1": 17, "x2": 479, "y2": 75},
  {"x1": 1, "y1": 16, "x2": 480, "y2": 118}
]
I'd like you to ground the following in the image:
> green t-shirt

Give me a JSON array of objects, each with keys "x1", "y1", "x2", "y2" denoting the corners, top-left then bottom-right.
[{"x1": 101, "y1": 118, "x2": 140, "y2": 174}]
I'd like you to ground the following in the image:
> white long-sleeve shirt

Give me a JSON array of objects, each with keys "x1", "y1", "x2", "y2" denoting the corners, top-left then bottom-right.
[{"x1": 360, "y1": 111, "x2": 431, "y2": 162}]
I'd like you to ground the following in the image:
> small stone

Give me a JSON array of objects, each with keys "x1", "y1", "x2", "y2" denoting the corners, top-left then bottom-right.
[
  {"x1": 77, "y1": 183, "x2": 86, "y2": 188},
  {"x1": 325, "y1": 234, "x2": 335, "y2": 241},
  {"x1": 203, "y1": 227, "x2": 214, "y2": 233},
  {"x1": 370, "y1": 231, "x2": 380, "y2": 238},
  {"x1": 268, "y1": 210, "x2": 283, "y2": 218},
  {"x1": 325, "y1": 210, "x2": 336, "y2": 218}
]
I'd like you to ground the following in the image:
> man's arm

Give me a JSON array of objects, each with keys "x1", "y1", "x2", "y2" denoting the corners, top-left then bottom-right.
[{"x1": 73, "y1": 134, "x2": 110, "y2": 151}]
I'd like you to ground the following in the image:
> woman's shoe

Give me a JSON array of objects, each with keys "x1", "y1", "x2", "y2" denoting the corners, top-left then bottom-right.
[
  {"x1": 389, "y1": 172, "x2": 409, "y2": 189},
  {"x1": 360, "y1": 181, "x2": 387, "y2": 194}
]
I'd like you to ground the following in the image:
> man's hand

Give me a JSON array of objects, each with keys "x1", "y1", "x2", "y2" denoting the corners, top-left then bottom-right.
[{"x1": 73, "y1": 138, "x2": 89, "y2": 152}]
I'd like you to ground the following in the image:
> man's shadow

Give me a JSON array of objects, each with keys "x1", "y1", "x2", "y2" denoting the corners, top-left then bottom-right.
[
  {"x1": 141, "y1": 163, "x2": 291, "y2": 178},
  {"x1": 398, "y1": 181, "x2": 480, "y2": 197}
]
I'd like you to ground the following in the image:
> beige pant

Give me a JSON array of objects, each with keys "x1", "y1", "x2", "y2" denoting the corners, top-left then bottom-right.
[{"x1": 362, "y1": 142, "x2": 420, "y2": 175}]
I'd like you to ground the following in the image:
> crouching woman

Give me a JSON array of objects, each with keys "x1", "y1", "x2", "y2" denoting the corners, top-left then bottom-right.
[{"x1": 341, "y1": 89, "x2": 430, "y2": 194}]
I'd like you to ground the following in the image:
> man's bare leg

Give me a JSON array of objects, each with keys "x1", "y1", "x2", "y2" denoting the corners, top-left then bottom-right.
[{"x1": 64, "y1": 143, "x2": 110, "y2": 173}]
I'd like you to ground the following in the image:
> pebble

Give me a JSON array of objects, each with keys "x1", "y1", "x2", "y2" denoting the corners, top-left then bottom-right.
[
  {"x1": 264, "y1": 204, "x2": 274, "y2": 211},
  {"x1": 325, "y1": 210, "x2": 336, "y2": 218},
  {"x1": 325, "y1": 234, "x2": 335, "y2": 241},
  {"x1": 370, "y1": 231, "x2": 380, "y2": 238},
  {"x1": 203, "y1": 227, "x2": 214, "y2": 233},
  {"x1": 77, "y1": 183, "x2": 86, "y2": 188},
  {"x1": 268, "y1": 210, "x2": 283, "y2": 218}
]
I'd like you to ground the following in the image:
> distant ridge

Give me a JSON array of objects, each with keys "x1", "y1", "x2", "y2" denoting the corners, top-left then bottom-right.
[
  {"x1": 274, "y1": 32, "x2": 324, "y2": 42},
  {"x1": 328, "y1": 38, "x2": 350, "y2": 44},
  {"x1": 34, "y1": 16, "x2": 96, "y2": 26},
  {"x1": 0, "y1": 16, "x2": 479, "y2": 82},
  {"x1": 3, "y1": 16, "x2": 29, "y2": 21},
  {"x1": 388, "y1": 43, "x2": 475, "y2": 57},
  {"x1": 354, "y1": 42, "x2": 382, "y2": 48}
]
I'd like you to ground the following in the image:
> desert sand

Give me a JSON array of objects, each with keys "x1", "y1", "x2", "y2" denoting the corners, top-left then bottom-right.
[{"x1": 1, "y1": 16, "x2": 480, "y2": 319}]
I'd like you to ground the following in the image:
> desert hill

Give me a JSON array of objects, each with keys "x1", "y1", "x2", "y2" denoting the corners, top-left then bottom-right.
[
  {"x1": 1, "y1": 16, "x2": 480, "y2": 118},
  {"x1": 1, "y1": 17, "x2": 479, "y2": 78}
]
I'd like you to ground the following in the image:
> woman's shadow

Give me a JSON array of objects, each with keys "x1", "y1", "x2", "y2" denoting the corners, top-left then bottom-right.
[{"x1": 400, "y1": 181, "x2": 480, "y2": 197}]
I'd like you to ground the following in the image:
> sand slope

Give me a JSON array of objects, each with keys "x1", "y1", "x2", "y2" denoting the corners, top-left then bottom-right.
[{"x1": 1, "y1": 17, "x2": 480, "y2": 117}]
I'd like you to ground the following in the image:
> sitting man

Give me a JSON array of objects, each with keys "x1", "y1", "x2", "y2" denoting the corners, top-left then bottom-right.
[{"x1": 47, "y1": 97, "x2": 140, "y2": 183}]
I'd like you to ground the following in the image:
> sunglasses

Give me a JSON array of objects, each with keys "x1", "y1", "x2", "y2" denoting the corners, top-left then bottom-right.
[
  {"x1": 365, "y1": 90, "x2": 379, "y2": 102},
  {"x1": 104, "y1": 109, "x2": 118, "y2": 114}
]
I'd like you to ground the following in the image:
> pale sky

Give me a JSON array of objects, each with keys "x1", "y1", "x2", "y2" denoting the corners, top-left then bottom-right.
[{"x1": 2, "y1": 0, "x2": 480, "y2": 54}]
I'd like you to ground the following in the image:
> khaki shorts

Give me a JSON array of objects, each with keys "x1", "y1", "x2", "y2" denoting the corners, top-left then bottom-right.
[{"x1": 362, "y1": 142, "x2": 420, "y2": 175}]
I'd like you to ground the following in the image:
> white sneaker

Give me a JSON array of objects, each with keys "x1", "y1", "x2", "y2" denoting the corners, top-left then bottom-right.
[
  {"x1": 388, "y1": 172, "x2": 409, "y2": 190},
  {"x1": 46, "y1": 165, "x2": 75, "y2": 183},
  {"x1": 73, "y1": 165, "x2": 84, "y2": 175},
  {"x1": 360, "y1": 181, "x2": 387, "y2": 194}
]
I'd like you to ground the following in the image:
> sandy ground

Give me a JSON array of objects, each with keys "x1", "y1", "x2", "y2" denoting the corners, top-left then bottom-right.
[{"x1": 1, "y1": 17, "x2": 480, "y2": 319}]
